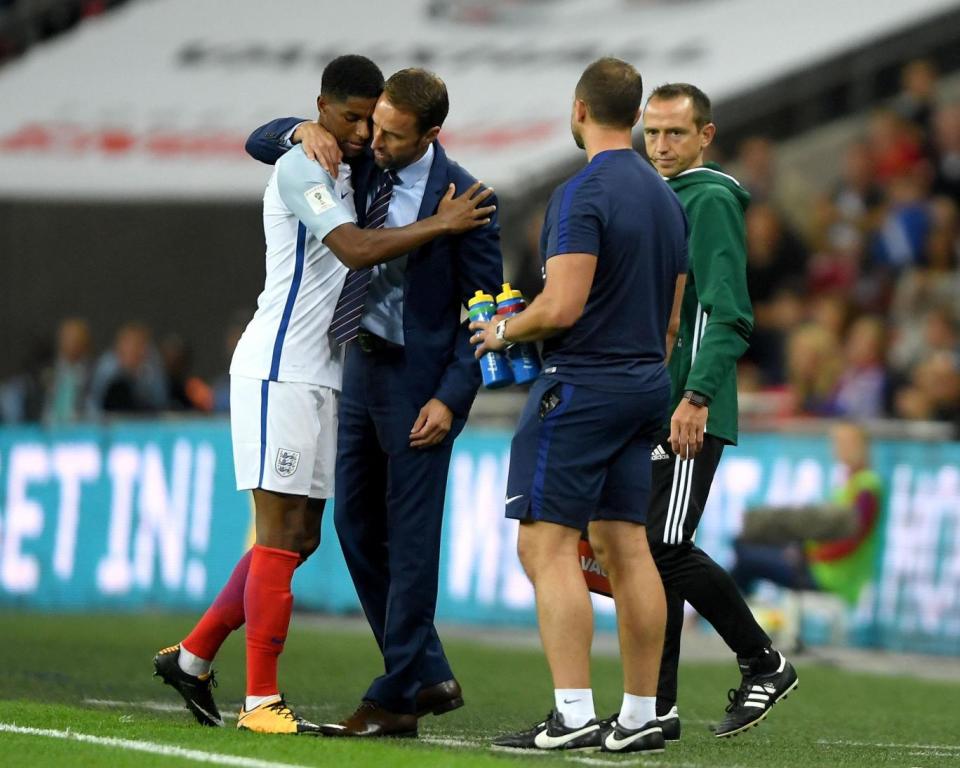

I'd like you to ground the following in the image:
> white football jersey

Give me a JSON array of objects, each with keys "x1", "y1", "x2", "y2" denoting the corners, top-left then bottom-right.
[{"x1": 230, "y1": 146, "x2": 357, "y2": 389}]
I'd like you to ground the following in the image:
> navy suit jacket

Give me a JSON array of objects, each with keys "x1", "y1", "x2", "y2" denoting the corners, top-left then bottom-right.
[{"x1": 246, "y1": 118, "x2": 503, "y2": 418}]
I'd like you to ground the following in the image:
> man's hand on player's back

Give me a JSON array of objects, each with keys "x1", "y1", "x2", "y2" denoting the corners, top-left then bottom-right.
[{"x1": 436, "y1": 181, "x2": 496, "y2": 234}]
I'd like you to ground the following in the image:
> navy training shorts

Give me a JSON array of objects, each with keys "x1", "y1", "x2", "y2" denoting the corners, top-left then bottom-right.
[{"x1": 505, "y1": 375, "x2": 670, "y2": 530}]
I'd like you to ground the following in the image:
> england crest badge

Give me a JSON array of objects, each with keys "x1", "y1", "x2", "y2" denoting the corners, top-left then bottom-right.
[{"x1": 276, "y1": 448, "x2": 300, "y2": 477}]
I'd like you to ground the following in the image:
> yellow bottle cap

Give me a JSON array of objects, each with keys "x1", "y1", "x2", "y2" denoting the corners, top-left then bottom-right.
[
  {"x1": 496, "y1": 282, "x2": 524, "y2": 303},
  {"x1": 468, "y1": 289, "x2": 494, "y2": 308}
]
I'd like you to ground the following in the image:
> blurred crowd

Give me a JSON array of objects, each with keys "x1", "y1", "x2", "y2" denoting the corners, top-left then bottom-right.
[
  {"x1": 0, "y1": 319, "x2": 243, "y2": 425},
  {"x1": 734, "y1": 59, "x2": 960, "y2": 427},
  {"x1": 509, "y1": 59, "x2": 960, "y2": 430}
]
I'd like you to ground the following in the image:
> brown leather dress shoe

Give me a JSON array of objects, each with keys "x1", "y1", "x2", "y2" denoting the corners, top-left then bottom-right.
[
  {"x1": 415, "y1": 679, "x2": 464, "y2": 718},
  {"x1": 320, "y1": 701, "x2": 418, "y2": 738}
]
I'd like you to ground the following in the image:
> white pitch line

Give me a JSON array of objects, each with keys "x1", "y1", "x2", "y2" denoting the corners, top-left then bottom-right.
[
  {"x1": 420, "y1": 736, "x2": 482, "y2": 748},
  {"x1": 818, "y1": 739, "x2": 960, "y2": 753},
  {"x1": 908, "y1": 752, "x2": 960, "y2": 759},
  {"x1": 564, "y1": 758, "x2": 724, "y2": 768},
  {"x1": 0, "y1": 723, "x2": 313, "y2": 768},
  {"x1": 84, "y1": 699, "x2": 239, "y2": 720}
]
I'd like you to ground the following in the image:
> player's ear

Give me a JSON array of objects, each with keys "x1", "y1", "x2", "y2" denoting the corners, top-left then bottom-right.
[
  {"x1": 630, "y1": 106, "x2": 641, "y2": 128},
  {"x1": 422, "y1": 125, "x2": 441, "y2": 146},
  {"x1": 701, "y1": 122, "x2": 717, "y2": 148},
  {"x1": 573, "y1": 99, "x2": 588, "y2": 124}
]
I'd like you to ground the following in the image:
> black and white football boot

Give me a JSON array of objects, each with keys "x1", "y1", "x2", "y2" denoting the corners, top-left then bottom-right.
[
  {"x1": 492, "y1": 710, "x2": 602, "y2": 751},
  {"x1": 658, "y1": 705, "x2": 681, "y2": 742},
  {"x1": 153, "y1": 643, "x2": 223, "y2": 727},
  {"x1": 600, "y1": 716, "x2": 666, "y2": 754},
  {"x1": 714, "y1": 651, "x2": 798, "y2": 738}
]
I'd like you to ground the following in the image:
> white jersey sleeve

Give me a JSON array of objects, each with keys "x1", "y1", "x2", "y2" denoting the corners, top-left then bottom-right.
[{"x1": 276, "y1": 147, "x2": 354, "y2": 242}]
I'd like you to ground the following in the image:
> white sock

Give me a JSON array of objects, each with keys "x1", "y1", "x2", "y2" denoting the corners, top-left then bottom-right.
[
  {"x1": 177, "y1": 645, "x2": 211, "y2": 677},
  {"x1": 245, "y1": 693, "x2": 281, "y2": 712},
  {"x1": 619, "y1": 694, "x2": 657, "y2": 730},
  {"x1": 555, "y1": 688, "x2": 596, "y2": 728}
]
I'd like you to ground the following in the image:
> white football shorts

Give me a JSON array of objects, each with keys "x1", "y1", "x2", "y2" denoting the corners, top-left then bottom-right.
[{"x1": 230, "y1": 375, "x2": 339, "y2": 499}]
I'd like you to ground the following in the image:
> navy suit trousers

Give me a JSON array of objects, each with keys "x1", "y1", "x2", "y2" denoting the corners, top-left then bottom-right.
[{"x1": 334, "y1": 341, "x2": 463, "y2": 713}]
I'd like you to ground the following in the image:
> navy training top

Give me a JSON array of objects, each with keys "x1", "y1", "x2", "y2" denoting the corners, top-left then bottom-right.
[{"x1": 540, "y1": 148, "x2": 688, "y2": 392}]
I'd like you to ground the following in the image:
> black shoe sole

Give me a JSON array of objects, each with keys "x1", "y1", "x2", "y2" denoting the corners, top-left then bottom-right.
[
  {"x1": 321, "y1": 728, "x2": 419, "y2": 739},
  {"x1": 714, "y1": 680, "x2": 799, "y2": 739},
  {"x1": 416, "y1": 696, "x2": 464, "y2": 718},
  {"x1": 491, "y1": 744, "x2": 601, "y2": 753}
]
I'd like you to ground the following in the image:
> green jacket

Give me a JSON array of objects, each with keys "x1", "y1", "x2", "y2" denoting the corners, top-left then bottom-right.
[{"x1": 666, "y1": 162, "x2": 754, "y2": 445}]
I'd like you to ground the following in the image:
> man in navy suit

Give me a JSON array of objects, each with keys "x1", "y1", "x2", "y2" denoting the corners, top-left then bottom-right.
[{"x1": 246, "y1": 67, "x2": 503, "y2": 738}]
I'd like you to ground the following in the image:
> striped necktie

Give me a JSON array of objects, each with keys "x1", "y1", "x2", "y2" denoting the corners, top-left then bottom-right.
[{"x1": 329, "y1": 169, "x2": 400, "y2": 345}]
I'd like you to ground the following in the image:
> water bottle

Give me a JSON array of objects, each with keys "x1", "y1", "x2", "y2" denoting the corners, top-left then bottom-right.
[
  {"x1": 495, "y1": 283, "x2": 542, "y2": 384},
  {"x1": 468, "y1": 290, "x2": 514, "y2": 389}
]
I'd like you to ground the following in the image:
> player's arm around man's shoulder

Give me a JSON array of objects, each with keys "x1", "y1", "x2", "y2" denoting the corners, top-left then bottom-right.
[{"x1": 279, "y1": 147, "x2": 496, "y2": 271}]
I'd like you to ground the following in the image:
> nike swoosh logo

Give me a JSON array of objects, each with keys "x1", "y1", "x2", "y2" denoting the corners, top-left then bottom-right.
[
  {"x1": 190, "y1": 699, "x2": 224, "y2": 727},
  {"x1": 603, "y1": 724, "x2": 659, "y2": 751},
  {"x1": 505, "y1": 495, "x2": 524, "y2": 504},
  {"x1": 533, "y1": 723, "x2": 598, "y2": 749},
  {"x1": 341, "y1": 191, "x2": 350, "y2": 198},
  {"x1": 563, "y1": 698, "x2": 581, "y2": 704}
]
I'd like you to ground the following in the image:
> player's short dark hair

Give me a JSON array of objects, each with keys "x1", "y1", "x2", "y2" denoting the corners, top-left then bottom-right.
[
  {"x1": 575, "y1": 57, "x2": 643, "y2": 129},
  {"x1": 320, "y1": 55, "x2": 384, "y2": 102},
  {"x1": 647, "y1": 83, "x2": 713, "y2": 129},
  {"x1": 383, "y1": 68, "x2": 450, "y2": 133}
]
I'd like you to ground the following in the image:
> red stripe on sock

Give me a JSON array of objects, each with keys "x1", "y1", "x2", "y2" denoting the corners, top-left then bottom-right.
[
  {"x1": 244, "y1": 544, "x2": 300, "y2": 696},
  {"x1": 182, "y1": 548, "x2": 252, "y2": 662}
]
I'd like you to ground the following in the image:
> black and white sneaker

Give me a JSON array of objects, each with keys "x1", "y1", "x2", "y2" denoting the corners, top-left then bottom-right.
[
  {"x1": 600, "y1": 717, "x2": 665, "y2": 754},
  {"x1": 658, "y1": 705, "x2": 681, "y2": 742},
  {"x1": 492, "y1": 710, "x2": 602, "y2": 751},
  {"x1": 153, "y1": 644, "x2": 224, "y2": 727},
  {"x1": 714, "y1": 651, "x2": 798, "y2": 738}
]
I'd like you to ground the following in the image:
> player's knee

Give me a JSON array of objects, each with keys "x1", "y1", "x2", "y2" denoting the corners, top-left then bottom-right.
[
  {"x1": 595, "y1": 528, "x2": 648, "y2": 577},
  {"x1": 516, "y1": 526, "x2": 552, "y2": 581},
  {"x1": 589, "y1": 536, "x2": 612, "y2": 574},
  {"x1": 298, "y1": 532, "x2": 321, "y2": 562},
  {"x1": 516, "y1": 534, "x2": 538, "y2": 580}
]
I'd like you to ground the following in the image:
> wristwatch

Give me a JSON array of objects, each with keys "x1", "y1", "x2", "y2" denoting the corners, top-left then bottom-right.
[
  {"x1": 682, "y1": 389, "x2": 710, "y2": 408},
  {"x1": 495, "y1": 318, "x2": 515, "y2": 349}
]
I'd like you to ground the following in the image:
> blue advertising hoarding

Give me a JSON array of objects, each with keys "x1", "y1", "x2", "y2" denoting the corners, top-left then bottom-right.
[{"x1": 0, "y1": 421, "x2": 957, "y2": 653}]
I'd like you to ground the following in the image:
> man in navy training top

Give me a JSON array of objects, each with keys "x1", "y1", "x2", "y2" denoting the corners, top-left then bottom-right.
[{"x1": 471, "y1": 57, "x2": 688, "y2": 755}]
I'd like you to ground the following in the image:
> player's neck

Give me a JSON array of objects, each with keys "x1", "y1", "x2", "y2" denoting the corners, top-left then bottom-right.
[{"x1": 582, "y1": 126, "x2": 634, "y2": 162}]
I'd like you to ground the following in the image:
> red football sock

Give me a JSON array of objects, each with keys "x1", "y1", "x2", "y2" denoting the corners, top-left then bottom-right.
[
  {"x1": 244, "y1": 544, "x2": 300, "y2": 696},
  {"x1": 182, "y1": 548, "x2": 253, "y2": 662}
]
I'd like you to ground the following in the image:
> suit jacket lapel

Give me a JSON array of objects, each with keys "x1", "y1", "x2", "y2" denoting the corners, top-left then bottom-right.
[{"x1": 415, "y1": 140, "x2": 447, "y2": 223}]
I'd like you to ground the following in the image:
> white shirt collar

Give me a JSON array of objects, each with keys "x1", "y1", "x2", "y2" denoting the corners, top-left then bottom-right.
[{"x1": 395, "y1": 142, "x2": 435, "y2": 187}]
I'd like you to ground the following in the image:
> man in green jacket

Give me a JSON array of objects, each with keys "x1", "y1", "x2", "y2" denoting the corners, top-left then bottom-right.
[{"x1": 642, "y1": 83, "x2": 797, "y2": 739}]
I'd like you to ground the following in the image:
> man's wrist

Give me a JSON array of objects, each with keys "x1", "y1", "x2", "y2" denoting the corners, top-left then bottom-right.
[
  {"x1": 682, "y1": 389, "x2": 710, "y2": 408},
  {"x1": 495, "y1": 318, "x2": 515, "y2": 349},
  {"x1": 287, "y1": 120, "x2": 310, "y2": 147}
]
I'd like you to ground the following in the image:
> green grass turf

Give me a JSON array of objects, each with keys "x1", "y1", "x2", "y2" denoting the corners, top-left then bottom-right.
[{"x1": 1, "y1": 612, "x2": 957, "y2": 767}]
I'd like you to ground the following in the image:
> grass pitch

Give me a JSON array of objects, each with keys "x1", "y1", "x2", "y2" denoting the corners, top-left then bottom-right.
[{"x1": 1, "y1": 612, "x2": 957, "y2": 767}]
